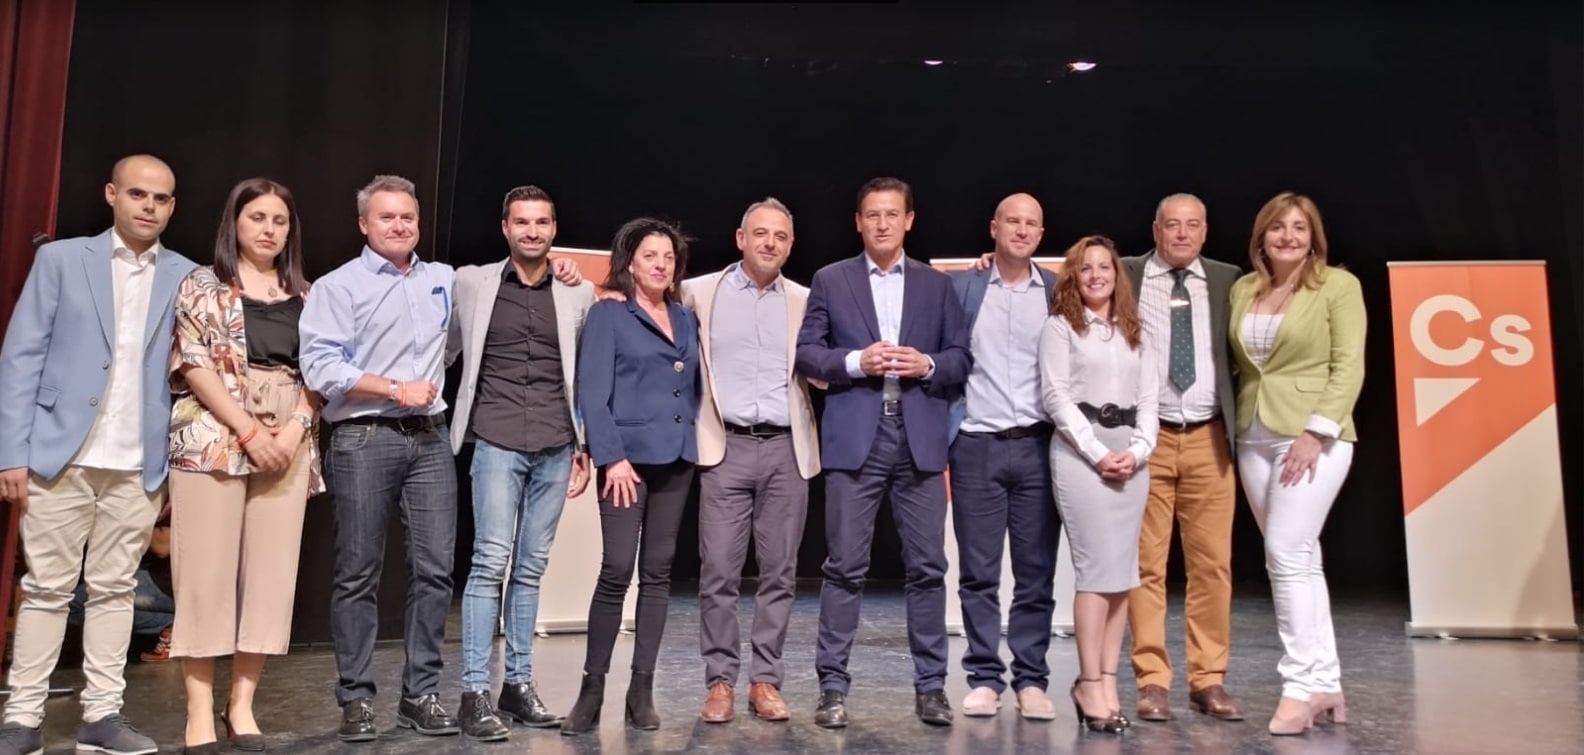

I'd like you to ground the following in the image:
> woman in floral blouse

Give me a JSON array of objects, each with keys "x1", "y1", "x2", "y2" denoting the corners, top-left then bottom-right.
[{"x1": 167, "y1": 177, "x2": 321, "y2": 754}]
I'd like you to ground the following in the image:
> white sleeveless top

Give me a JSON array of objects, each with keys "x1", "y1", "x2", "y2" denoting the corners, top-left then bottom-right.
[{"x1": 1240, "y1": 313, "x2": 1283, "y2": 369}]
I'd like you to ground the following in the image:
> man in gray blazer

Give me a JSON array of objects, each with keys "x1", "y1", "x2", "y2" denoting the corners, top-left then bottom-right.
[
  {"x1": 0, "y1": 154, "x2": 195, "y2": 755},
  {"x1": 446, "y1": 185, "x2": 595, "y2": 740},
  {"x1": 690, "y1": 198, "x2": 821, "y2": 725},
  {"x1": 1124, "y1": 193, "x2": 1245, "y2": 723}
]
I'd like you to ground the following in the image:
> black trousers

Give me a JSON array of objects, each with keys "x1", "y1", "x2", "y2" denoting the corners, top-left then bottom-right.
[{"x1": 583, "y1": 460, "x2": 696, "y2": 675}]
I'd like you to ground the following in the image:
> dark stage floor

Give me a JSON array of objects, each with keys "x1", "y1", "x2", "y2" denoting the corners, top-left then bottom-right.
[{"x1": 13, "y1": 586, "x2": 1583, "y2": 754}]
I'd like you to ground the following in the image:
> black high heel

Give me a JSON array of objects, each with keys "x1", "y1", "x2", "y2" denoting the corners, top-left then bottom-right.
[
  {"x1": 1070, "y1": 678, "x2": 1125, "y2": 734},
  {"x1": 220, "y1": 708, "x2": 266, "y2": 752},
  {"x1": 1100, "y1": 671, "x2": 1132, "y2": 729}
]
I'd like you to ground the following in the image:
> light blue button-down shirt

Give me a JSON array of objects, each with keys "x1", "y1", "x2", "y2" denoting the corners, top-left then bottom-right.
[
  {"x1": 710, "y1": 263, "x2": 790, "y2": 427},
  {"x1": 843, "y1": 253, "x2": 931, "y2": 398},
  {"x1": 961, "y1": 262, "x2": 1049, "y2": 433},
  {"x1": 300, "y1": 246, "x2": 455, "y2": 422}
]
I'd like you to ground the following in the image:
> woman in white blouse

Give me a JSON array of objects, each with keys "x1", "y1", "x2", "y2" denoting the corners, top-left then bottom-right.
[{"x1": 1038, "y1": 235, "x2": 1159, "y2": 733}]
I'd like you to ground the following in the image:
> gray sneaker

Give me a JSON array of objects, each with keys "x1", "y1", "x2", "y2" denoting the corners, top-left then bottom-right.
[
  {"x1": 0, "y1": 722, "x2": 42, "y2": 755},
  {"x1": 76, "y1": 715, "x2": 156, "y2": 755}
]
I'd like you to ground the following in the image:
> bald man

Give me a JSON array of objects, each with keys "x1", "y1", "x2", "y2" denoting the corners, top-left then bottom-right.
[
  {"x1": 945, "y1": 194, "x2": 1061, "y2": 719},
  {"x1": 0, "y1": 154, "x2": 196, "y2": 755}
]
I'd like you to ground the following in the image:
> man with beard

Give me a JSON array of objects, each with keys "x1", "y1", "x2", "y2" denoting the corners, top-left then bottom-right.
[{"x1": 446, "y1": 185, "x2": 595, "y2": 740}]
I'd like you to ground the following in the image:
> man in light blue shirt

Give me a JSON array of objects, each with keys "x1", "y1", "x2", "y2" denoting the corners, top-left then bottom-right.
[
  {"x1": 947, "y1": 193, "x2": 1061, "y2": 720},
  {"x1": 300, "y1": 175, "x2": 459, "y2": 743}
]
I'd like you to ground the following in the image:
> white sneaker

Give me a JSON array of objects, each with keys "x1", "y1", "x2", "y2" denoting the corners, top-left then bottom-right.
[
  {"x1": 961, "y1": 686, "x2": 1001, "y2": 717},
  {"x1": 1016, "y1": 687, "x2": 1057, "y2": 720}
]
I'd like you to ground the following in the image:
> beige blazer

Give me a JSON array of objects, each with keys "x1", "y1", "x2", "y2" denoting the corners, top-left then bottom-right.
[
  {"x1": 683, "y1": 269, "x2": 821, "y2": 480},
  {"x1": 447, "y1": 259, "x2": 596, "y2": 454}
]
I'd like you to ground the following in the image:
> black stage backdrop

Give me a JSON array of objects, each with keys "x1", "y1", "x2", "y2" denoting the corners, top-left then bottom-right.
[
  {"x1": 53, "y1": 1, "x2": 1582, "y2": 641},
  {"x1": 445, "y1": 1, "x2": 1584, "y2": 596},
  {"x1": 55, "y1": 0, "x2": 462, "y2": 643}
]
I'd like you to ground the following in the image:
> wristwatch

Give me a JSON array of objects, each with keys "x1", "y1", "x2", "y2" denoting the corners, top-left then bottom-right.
[{"x1": 290, "y1": 413, "x2": 314, "y2": 433}]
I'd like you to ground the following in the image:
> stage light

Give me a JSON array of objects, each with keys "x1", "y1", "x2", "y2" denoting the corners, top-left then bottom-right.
[
  {"x1": 1067, "y1": 61, "x2": 1097, "y2": 72},
  {"x1": 923, "y1": 59, "x2": 944, "y2": 66}
]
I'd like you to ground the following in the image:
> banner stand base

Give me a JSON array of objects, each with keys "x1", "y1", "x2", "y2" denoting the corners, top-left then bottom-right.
[{"x1": 1404, "y1": 622, "x2": 1578, "y2": 641}]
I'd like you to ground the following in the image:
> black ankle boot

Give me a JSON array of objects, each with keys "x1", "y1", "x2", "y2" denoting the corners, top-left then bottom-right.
[
  {"x1": 625, "y1": 671, "x2": 660, "y2": 730},
  {"x1": 560, "y1": 674, "x2": 605, "y2": 736}
]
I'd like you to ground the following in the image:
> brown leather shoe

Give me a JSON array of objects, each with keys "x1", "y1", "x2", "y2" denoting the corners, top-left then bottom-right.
[
  {"x1": 699, "y1": 683, "x2": 734, "y2": 723},
  {"x1": 748, "y1": 683, "x2": 790, "y2": 721},
  {"x1": 1136, "y1": 684, "x2": 1172, "y2": 721},
  {"x1": 1188, "y1": 684, "x2": 1245, "y2": 721}
]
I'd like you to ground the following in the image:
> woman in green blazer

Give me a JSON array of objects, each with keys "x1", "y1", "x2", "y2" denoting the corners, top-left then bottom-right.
[{"x1": 1228, "y1": 192, "x2": 1365, "y2": 736}]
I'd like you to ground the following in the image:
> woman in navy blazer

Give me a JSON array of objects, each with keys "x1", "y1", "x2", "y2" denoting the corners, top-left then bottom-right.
[{"x1": 565, "y1": 217, "x2": 701, "y2": 734}]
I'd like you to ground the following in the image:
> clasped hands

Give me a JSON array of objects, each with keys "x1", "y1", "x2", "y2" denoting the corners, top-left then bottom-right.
[
  {"x1": 1097, "y1": 451, "x2": 1137, "y2": 481},
  {"x1": 858, "y1": 341, "x2": 931, "y2": 379}
]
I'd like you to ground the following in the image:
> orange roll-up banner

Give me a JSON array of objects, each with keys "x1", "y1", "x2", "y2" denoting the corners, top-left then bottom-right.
[
  {"x1": 1387, "y1": 261, "x2": 1576, "y2": 639},
  {"x1": 930, "y1": 258, "x2": 1075, "y2": 635},
  {"x1": 530, "y1": 247, "x2": 636, "y2": 633}
]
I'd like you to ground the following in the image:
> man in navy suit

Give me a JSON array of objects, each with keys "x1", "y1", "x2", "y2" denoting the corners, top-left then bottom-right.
[
  {"x1": 0, "y1": 154, "x2": 195, "y2": 755},
  {"x1": 795, "y1": 177, "x2": 972, "y2": 729}
]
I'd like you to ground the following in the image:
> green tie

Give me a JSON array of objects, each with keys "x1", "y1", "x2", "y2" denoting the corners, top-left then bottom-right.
[{"x1": 1169, "y1": 268, "x2": 1196, "y2": 391}]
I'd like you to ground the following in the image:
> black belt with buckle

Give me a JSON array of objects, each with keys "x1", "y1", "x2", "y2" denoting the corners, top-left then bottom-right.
[
  {"x1": 1077, "y1": 402, "x2": 1138, "y2": 429},
  {"x1": 339, "y1": 413, "x2": 442, "y2": 433},
  {"x1": 881, "y1": 399, "x2": 903, "y2": 417},
  {"x1": 991, "y1": 423, "x2": 1051, "y2": 440},
  {"x1": 962, "y1": 423, "x2": 1052, "y2": 441},
  {"x1": 725, "y1": 423, "x2": 791, "y2": 437},
  {"x1": 1159, "y1": 417, "x2": 1217, "y2": 432}
]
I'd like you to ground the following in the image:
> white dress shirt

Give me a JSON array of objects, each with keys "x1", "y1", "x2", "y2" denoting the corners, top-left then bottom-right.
[
  {"x1": 1136, "y1": 253, "x2": 1217, "y2": 424},
  {"x1": 1037, "y1": 311, "x2": 1160, "y2": 466},
  {"x1": 72, "y1": 230, "x2": 159, "y2": 471}
]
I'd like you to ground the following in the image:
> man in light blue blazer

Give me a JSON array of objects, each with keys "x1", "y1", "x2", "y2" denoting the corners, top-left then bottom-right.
[{"x1": 0, "y1": 154, "x2": 195, "y2": 755}]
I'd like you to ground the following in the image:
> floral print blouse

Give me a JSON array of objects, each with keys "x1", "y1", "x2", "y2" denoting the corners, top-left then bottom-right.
[{"x1": 168, "y1": 266, "x2": 324, "y2": 494}]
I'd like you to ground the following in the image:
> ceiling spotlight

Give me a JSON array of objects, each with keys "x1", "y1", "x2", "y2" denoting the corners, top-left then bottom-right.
[
  {"x1": 1067, "y1": 61, "x2": 1097, "y2": 72},
  {"x1": 923, "y1": 59, "x2": 944, "y2": 66}
]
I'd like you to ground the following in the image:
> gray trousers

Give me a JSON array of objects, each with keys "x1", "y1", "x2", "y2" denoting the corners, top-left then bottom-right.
[{"x1": 697, "y1": 432, "x2": 808, "y2": 688}]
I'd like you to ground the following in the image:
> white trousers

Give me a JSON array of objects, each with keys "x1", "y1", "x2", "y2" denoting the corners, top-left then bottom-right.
[{"x1": 1237, "y1": 417, "x2": 1353, "y2": 700}]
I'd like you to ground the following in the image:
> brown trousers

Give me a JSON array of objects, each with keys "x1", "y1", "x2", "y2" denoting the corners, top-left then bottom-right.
[{"x1": 1128, "y1": 419, "x2": 1236, "y2": 691}]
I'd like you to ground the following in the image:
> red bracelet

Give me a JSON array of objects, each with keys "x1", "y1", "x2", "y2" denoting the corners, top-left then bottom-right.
[{"x1": 237, "y1": 424, "x2": 259, "y2": 447}]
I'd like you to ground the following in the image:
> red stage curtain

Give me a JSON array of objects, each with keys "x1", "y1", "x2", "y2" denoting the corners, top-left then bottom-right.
[{"x1": 0, "y1": 0, "x2": 75, "y2": 660}]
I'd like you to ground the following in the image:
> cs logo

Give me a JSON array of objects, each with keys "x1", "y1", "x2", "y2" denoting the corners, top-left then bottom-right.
[{"x1": 1407, "y1": 294, "x2": 1535, "y2": 424}]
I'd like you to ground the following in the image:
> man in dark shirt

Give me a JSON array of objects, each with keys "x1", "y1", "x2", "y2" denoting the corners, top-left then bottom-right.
[{"x1": 446, "y1": 185, "x2": 595, "y2": 740}]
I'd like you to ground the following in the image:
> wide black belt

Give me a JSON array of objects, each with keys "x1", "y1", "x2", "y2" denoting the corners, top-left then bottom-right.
[
  {"x1": 338, "y1": 414, "x2": 442, "y2": 433},
  {"x1": 1159, "y1": 416, "x2": 1218, "y2": 432},
  {"x1": 1077, "y1": 402, "x2": 1137, "y2": 429},
  {"x1": 725, "y1": 423, "x2": 791, "y2": 437}
]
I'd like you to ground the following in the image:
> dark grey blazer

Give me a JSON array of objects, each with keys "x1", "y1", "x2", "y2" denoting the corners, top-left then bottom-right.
[{"x1": 1123, "y1": 251, "x2": 1240, "y2": 449}]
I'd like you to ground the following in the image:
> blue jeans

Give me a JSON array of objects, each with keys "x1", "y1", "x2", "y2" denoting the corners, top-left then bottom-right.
[
  {"x1": 68, "y1": 568, "x2": 174, "y2": 637},
  {"x1": 327, "y1": 420, "x2": 457, "y2": 705},
  {"x1": 461, "y1": 439, "x2": 574, "y2": 691}
]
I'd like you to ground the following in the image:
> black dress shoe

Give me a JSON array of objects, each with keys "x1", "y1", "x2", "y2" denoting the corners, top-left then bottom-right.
[
  {"x1": 459, "y1": 691, "x2": 510, "y2": 741},
  {"x1": 181, "y1": 743, "x2": 220, "y2": 755},
  {"x1": 814, "y1": 690, "x2": 848, "y2": 729},
  {"x1": 338, "y1": 699, "x2": 378, "y2": 742},
  {"x1": 397, "y1": 693, "x2": 460, "y2": 736},
  {"x1": 916, "y1": 690, "x2": 954, "y2": 726},
  {"x1": 499, "y1": 681, "x2": 564, "y2": 728}
]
